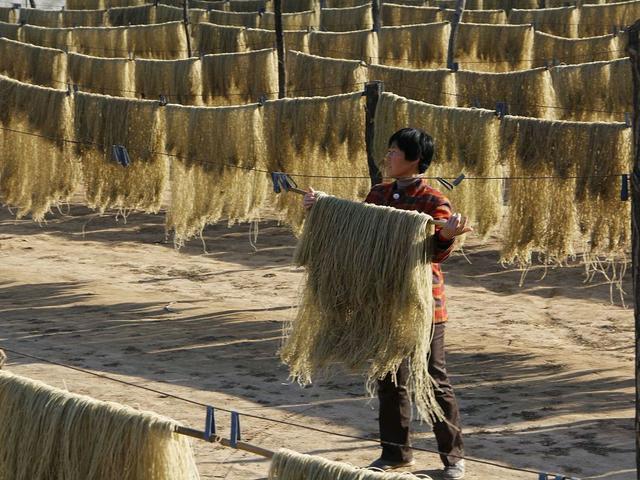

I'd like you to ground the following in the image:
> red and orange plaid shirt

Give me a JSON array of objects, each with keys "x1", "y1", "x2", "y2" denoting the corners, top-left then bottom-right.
[{"x1": 364, "y1": 178, "x2": 455, "y2": 323}]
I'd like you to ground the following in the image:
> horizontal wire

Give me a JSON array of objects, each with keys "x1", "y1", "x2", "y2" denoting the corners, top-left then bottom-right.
[
  {"x1": 0, "y1": 122, "x2": 629, "y2": 180},
  {"x1": 11, "y1": 1, "x2": 639, "y2": 29},
  {"x1": 1, "y1": 17, "x2": 630, "y2": 64},
  {"x1": 5, "y1": 56, "x2": 628, "y2": 117},
  {"x1": 0, "y1": 343, "x2": 572, "y2": 478}
]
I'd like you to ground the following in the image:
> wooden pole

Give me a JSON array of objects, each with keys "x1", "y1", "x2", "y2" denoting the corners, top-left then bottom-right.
[
  {"x1": 446, "y1": 0, "x2": 466, "y2": 70},
  {"x1": 274, "y1": 0, "x2": 286, "y2": 98},
  {"x1": 182, "y1": 0, "x2": 192, "y2": 58},
  {"x1": 372, "y1": 0, "x2": 381, "y2": 33},
  {"x1": 364, "y1": 81, "x2": 383, "y2": 187},
  {"x1": 627, "y1": 19, "x2": 640, "y2": 480}
]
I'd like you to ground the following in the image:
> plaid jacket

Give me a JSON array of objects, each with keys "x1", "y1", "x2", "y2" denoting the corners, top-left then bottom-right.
[{"x1": 364, "y1": 178, "x2": 455, "y2": 323}]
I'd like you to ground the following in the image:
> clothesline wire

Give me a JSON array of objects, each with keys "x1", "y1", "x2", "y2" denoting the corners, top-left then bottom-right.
[
  {"x1": 0, "y1": 344, "x2": 572, "y2": 478},
  {"x1": 37, "y1": 70, "x2": 628, "y2": 118},
  {"x1": 10, "y1": 1, "x2": 638, "y2": 30},
  {"x1": 0, "y1": 123, "x2": 630, "y2": 181},
  {"x1": 0, "y1": 25, "x2": 628, "y2": 65}
]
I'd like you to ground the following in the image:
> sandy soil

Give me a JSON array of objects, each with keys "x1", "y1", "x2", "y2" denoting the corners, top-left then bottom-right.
[{"x1": 0, "y1": 203, "x2": 635, "y2": 480}]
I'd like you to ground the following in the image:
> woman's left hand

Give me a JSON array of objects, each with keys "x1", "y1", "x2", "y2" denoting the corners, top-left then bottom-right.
[{"x1": 439, "y1": 213, "x2": 473, "y2": 240}]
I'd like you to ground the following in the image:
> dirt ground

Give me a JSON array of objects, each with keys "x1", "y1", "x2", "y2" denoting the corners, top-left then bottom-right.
[{"x1": 0, "y1": 203, "x2": 635, "y2": 480}]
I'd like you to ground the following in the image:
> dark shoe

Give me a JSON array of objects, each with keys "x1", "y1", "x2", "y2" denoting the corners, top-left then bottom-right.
[
  {"x1": 443, "y1": 459, "x2": 465, "y2": 479},
  {"x1": 367, "y1": 457, "x2": 416, "y2": 471}
]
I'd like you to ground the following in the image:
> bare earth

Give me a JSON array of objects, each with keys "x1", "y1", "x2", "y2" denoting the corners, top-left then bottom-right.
[{"x1": 0, "y1": 204, "x2": 634, "y2": 480}]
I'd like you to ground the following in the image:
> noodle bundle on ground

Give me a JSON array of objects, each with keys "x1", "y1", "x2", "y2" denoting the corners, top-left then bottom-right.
[
  {"x1": 164, "y1": 102, "x2": 269, "y2": 245},
  {"x1": 135, "y1": 57, "x2": 203, "y2": 105},
  {"x1": 307, "y1": 29, "x2": 376, "y2": 62},
  {"x1": 262, "y1": 92, "x2": 370, "y2": 232},
  {"x1": 286, "y1": 50, "x2": 368, "y2": 96},
  {"x1": 368, "y1": 64, "x2": 456, "y2": 106},
  {"x1": 0, "y1": 370, "x2": 199, "y2": 480},
  {"x1": 281, "y1": 194, "x2": 443, "y2": 422},
  {"x1": 74, "y1": 92, "x2": 167, "y2": 212},
  {"x1": 269, "y1": 449, "x2": 431, "y2": 480},
  {"x1": 0, "y1": 75, "x2": 78, "y2": 221},
  {"x1": 500, "y1": 116, "x2": 632, "y2": 266},
  {"x1": 68, "y1": 53, "x2": 134, "y2": 97},
  {"x1": 455, "y1": 23, "x2": 534, "y2": 72},
  {"x1": 531, "y1": 30, "x2": 627, "y2": 67},
  {"x1": 201, "y1": 48, "x2": 278, "y2": 105},
  {"x1": 373, "y1": 92, "x2": 503, "y2": 237},
  {"x1": 549, "y1": 58, "x2": 631, "y2": 122},
  {"x1": 0, "y1": 38, "x2": 67, "y2": 87},
  {"x1": 378, "y1": 22, "x2": 450, "y2": 68},
  {"x1": 319, "y1": 5, "x2": 373, "y2": 31}
]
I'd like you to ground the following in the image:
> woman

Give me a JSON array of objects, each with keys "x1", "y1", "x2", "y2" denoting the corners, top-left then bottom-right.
[{"x1": 303, "y1": 128, "x2": 470, "y2": 480}]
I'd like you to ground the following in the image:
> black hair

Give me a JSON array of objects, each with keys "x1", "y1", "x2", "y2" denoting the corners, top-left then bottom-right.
[{"x1": 388, "y1": 127, "x2": 434, "y2": 174}]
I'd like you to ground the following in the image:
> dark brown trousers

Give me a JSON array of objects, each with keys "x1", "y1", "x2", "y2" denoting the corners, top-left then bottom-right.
[{"x1": 377, "y1": 323, "x2": 464, "y2": 467}]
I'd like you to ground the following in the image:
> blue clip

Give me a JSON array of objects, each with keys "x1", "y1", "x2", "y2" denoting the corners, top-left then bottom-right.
[
  {"x1": 451, "y1": 62, "x2": 459, "y2": 72},
  {"x1": 436, "y1": 177, "x2": 454, "y2": 191},
  {"x1": 538, "y1": 474, "x2": 548, "y2": 480},
  {"x1": 625, "y1": 112, "x2": 632, "y2": 128},
  {"x1": 159, "y1": 95, "x2": 168, "y2": 107},
  {"x1": 271, "y1": 172, "x2": 282, "y2": 193},
  {"x1": 230, "y1": 411, "x2": 241, "y2": 448},
  {"x1": 204, "y1": 406, "x2": 216, "y2": 441},
  {"x1": 112, "y1": 145, "x2": 131, "y2": 167},
  {"x1": 452, "y1": 173, "x2": 465, "y2": 186},
  {"x1": 271, "y1": 171, "x2": 298, "y2": 194},
  {"x1": 495, "y1": 101, "x2": 508, "y2": 119},
  {"x1": 621, "y1": 174, "x2": 629, "y2": 201}
]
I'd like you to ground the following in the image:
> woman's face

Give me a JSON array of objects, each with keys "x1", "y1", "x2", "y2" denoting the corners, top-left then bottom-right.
[{"x1": 385, "y1": 143, "x2": 419, "y2": 178}]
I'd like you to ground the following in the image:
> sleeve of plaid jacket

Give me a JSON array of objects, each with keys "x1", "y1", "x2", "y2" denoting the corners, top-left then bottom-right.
[{"x1": 430, "y1": 196, "x2": 455, "y2": 264}]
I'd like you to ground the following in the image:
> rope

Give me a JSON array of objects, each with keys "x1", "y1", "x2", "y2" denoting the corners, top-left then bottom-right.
[
  {"x1": 0, "y1": 344, "x2": 575, "y2": 478},
  {"x1": 0, "y1": 27, "x2": 628, "y2": 65},
  {"x1": 14, "y1": 59, "x2": 629, "y2": 118},
  {"x1": 0, "y1": 122, "x2": 630, "y2": 181}
]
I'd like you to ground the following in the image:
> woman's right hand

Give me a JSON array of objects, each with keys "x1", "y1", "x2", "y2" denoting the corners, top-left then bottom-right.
[{"x1": 303, "y1": 187, "x2": 318, "y2": 210}]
